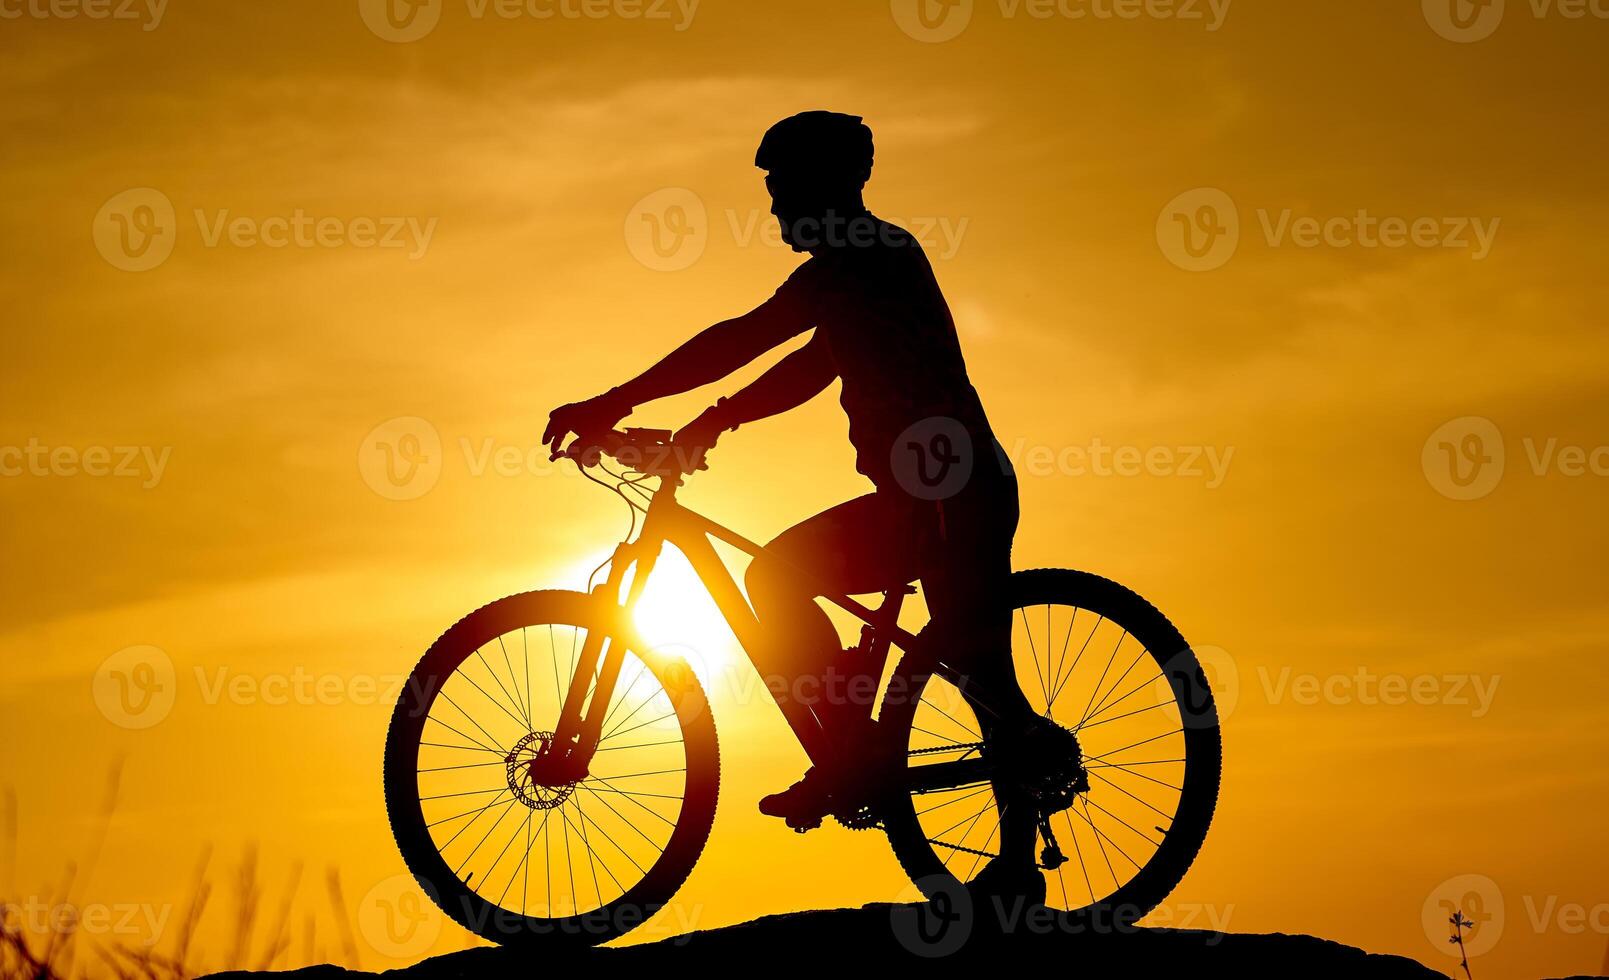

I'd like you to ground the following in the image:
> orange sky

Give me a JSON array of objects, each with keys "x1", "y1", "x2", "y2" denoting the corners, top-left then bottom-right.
[{"x1": 3, "y1": 1, "x2": 1608, "y2": 977}]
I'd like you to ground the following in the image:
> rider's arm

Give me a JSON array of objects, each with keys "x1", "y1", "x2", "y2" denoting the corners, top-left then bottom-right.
[
  {"x1": 701, "y1": 331, "x2": 837, "y2": 433},
  {"x1": 544, "y1": 264, "x2": 821, "y2": 450},
  {"x1": 610, "y1": 293, "x2": 814, "y2": 409}
]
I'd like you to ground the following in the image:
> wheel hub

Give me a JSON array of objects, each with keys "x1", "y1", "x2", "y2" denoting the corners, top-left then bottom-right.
[
  {"x1": 506, "y1": 731, "x2": 576, "y2": 809},
  {"x1": 990, "y1": 717, "x2": 1088, "y2": 815}
]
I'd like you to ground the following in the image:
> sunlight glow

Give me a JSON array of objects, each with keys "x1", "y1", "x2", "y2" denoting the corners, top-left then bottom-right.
[
  {"x1": 565, "y1": 547, "x2": 741, "y2": 684},
  {"x1": 631, "y1": 548, "x2": 740, "y2": 672}
]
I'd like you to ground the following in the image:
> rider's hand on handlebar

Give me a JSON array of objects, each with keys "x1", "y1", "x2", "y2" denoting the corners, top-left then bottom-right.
[
  {"x1": 673, "y1": 406, "x2": 727, "y2": 469},
  {"x1": 542, "y1": 389, "x2": 633, "y2": 453}
]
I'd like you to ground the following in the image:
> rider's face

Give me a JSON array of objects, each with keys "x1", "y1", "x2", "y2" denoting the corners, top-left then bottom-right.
[
  {"x1": 765, "y1": 170, "x2": 856, "y2": 253},
  {"x1": 765, "y1": 172, "x2": 812, "y2": 252}
]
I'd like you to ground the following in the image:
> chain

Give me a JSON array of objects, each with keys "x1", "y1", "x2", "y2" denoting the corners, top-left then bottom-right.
[
  {"x1": 928, "y1": 837, "x2": 997, "y2": 860},
  {"x1": 907, "y1": 741, "x2": 985, "y2": 758}
]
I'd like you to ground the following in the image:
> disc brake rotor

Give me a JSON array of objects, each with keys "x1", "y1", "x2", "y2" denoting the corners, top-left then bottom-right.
[{"x1": 507, "y1": 731, "x2": 576, "y2": 810}]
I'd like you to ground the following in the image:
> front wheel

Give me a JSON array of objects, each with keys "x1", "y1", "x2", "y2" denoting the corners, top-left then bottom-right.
[
  {"x1": 383, "y1": 590, "x2": 720, "y2": 949},
  {"x1": 881, "y1": 568, "x2": 1221, "y2": 923}
]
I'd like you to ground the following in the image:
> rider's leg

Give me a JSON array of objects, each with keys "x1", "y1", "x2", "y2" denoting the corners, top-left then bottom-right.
[
  {"x1": 745, "y1": 493, "x2": 918, "y2": 768},
  {"x1": 912, "y1": 454, "x2": 1043, "y2": 891}
]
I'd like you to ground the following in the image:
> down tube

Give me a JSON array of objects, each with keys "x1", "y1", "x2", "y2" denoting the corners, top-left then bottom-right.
[{"x1": 672, "y1": 529, "x2": 767, "y2": 669}]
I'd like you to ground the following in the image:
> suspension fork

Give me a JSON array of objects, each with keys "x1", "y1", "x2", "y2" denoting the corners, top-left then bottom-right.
[{"x1": 537, "y1": 490, "x2": 675, "y2": 783}]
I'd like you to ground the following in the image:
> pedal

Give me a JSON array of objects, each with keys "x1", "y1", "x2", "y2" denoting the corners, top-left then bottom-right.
[
  {"x1": 1038, "y1": 817, "x2": 1069, "y2": 870},
  {"x1": 1039, "y1": 841, "x2": 1068, "y2": 870}
]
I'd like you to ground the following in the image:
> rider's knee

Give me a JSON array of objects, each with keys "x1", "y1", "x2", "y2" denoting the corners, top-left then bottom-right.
[{"x1": 744, "y1": 552, "x2": 789, "y2": 606}]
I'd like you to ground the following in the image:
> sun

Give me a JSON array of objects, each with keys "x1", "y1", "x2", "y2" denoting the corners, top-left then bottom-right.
[
  {"x1": 565, "y1": 547, "x2": 740, "y2": 681},
  {"x1": 631, "y1": 548, "x2": 739, "y2": 667}
]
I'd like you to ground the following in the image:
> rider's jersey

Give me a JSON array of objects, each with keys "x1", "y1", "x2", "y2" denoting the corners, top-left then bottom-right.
[{"x1": 769, "y1": 215, "x2": 997, "y2": 490}]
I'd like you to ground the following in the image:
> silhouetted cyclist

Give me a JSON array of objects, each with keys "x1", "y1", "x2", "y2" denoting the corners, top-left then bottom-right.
[{"x1": 544, "y1": 111, "x2": 1042, "y2": 900}]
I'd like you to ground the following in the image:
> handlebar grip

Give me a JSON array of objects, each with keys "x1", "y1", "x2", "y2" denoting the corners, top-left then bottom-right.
[{"x1": 554, "y1": 428, "x2": 706, "y2": 476}]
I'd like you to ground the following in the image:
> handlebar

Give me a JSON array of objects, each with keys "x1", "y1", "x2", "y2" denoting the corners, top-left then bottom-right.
[{"x1": 550, "y1": 427, "x2": 708, "y2": 477}]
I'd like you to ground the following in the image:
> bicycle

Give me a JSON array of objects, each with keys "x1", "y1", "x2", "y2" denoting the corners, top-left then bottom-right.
[{"x1": 383, "y1": 426, "x2": 1222, "y2": 948}]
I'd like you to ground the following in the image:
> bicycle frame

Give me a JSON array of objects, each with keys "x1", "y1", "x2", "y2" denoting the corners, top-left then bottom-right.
[{"x1": 532, "y1": 462, "x2": 997, "y2": 798}]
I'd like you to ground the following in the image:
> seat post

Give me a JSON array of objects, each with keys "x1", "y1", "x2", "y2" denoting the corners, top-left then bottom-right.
[{"x1": 843, "y1": 583, "x2": 918, "y2": 720}]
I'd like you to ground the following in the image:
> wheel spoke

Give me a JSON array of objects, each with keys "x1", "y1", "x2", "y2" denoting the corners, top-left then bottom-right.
[
  {"x1": 419, "y1": 760, "x2": 506, "y2": 773},
  {"x1": 601, "y1": 710, "x2": 678, "y2": 743},
  {"x1": 1020, "y1": 606, "x2": 1049, "y2": 706},
  {"x1": 570, "y1": 795, "x2": 645, "y2": 880},
  {"x1": 1078, "y1": 645, "x2": 1149, "y2": 729},
  {"x1": 1077, "y1": 630, "x2": 1130, "y2": 729},
  {"x1": 1081, "y1": 728, "x2": 1183, "y2": 766},
  {"x1": 585, "y1": 773, "x2": 679, "y2": 831},
  {"x1": 435, "y1": 691, "x2": 508, "y2": 756},
  {"x1": 1079, "y1": 698, "x2": 1175, "y2": 731},
  {"x1": 595, "y1": 737, "x2": 684, "y2": 753},
  {"x1": 915, "y1": 784, "x2": 992, "y2": 818},
  {"x1": 921, "y1": 699, "x2": 981, "y2": 741},
  {"x1": 425, "y1": 715, "x2": 503, "y2": 757},
  {"x1": 1047, "y1": 614, "x2": 1103, "y2": 710},
  {"x1": 578, "y1": 782, "x2": 671, "y2": 850},
  {"x1": 1079, "y1": 669, "x2": 1165, "y2": 728},
  {"x1": 1085, "y1": 762, "x2": 1183, "y2": 792},
  {"x1": 1072, "y1": 799, "x2": 1140, "y2": 873},
  {"x1": 1088, "y1": 769, "x2": 1174, "y2": 821}
]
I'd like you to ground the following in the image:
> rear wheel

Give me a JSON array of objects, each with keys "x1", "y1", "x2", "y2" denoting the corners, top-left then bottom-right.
[
  {"x1": 881, "y1": 569, "x2": 1220, "y2": 923},
  {"x1": 383, "y1": 590, "x2": 719, "y2": 948}
]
